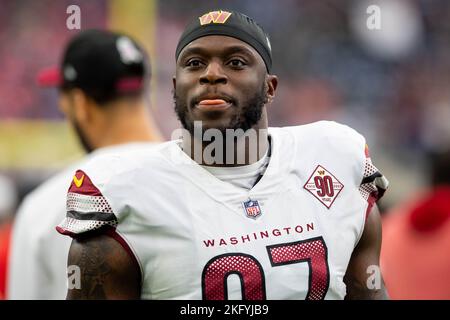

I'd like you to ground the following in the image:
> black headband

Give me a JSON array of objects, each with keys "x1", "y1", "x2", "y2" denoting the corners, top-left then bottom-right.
[{"x1": 175, "y1": 10, "x2": 272, "y2": 73}]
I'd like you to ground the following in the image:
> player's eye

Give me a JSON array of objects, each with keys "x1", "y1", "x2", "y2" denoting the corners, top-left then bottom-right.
[
  {"x1": 185, "y1": 59, "x2": 204, "y2": 68},
  {"x1": 227, "y1": 59, "x2": 246, "y2": 68}
]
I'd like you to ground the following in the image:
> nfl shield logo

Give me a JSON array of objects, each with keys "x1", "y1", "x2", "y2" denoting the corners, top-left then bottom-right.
[{"x1": 243, "y1": 199, "x2": 262, "y2": 219}]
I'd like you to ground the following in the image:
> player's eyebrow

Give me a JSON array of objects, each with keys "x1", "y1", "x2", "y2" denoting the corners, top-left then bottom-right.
[
  {"x1": 221, "y1": 45, "x2": 255, "y2": 57},
  {"x1": 178, "y1": 47, "x2": 207, "y2": 61},
  {"x1": 178, "y1": 45, "x2": 256, "y2": 61}
]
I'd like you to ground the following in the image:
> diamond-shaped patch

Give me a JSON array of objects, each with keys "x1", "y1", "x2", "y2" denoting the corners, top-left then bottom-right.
[{"x1": 303, "y1": 165, "x2": 344, "y2": 209}]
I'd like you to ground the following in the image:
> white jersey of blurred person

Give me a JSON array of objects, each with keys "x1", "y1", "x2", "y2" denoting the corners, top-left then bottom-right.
[{"x1": 7, "y1": 29, "x2": 161, "y2": 299}]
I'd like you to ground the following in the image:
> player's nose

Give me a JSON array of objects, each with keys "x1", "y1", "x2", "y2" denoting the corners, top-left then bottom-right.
[{"x1": 199, "y1": 61, "x2": 227, "y2": 85}]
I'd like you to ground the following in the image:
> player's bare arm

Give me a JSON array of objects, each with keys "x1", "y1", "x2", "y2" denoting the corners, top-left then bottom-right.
[
  {"x1": 67, "y1": 234, "x2": 140, "y2": 299},
  {"x1": 344, "y1": 205, "x2": 389, "y2": 300}
]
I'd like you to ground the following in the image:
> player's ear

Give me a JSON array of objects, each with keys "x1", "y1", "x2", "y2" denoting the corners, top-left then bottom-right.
[
  {"x1": 58, "y1": 92, "x2": 71, "y2": 116},
  {"x1": 71, "y1": 89, "x2": 90, "y2": 123},
  {"x1": 266, "y1": 74, "x2": 278, "y2": 104},
  {"x1": 172, "y1": 76, "x2": 176, "y2": 92}
]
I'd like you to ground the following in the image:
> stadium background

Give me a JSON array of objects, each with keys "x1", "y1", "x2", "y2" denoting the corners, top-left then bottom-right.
[{"x1": 0, "y1": 0, "x2": 449, "y2": 299}]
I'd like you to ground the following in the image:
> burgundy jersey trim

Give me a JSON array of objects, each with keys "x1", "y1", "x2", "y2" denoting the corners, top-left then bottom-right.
[
  {"x1": 359, "y1": 156, "x2": 388, "y2": 220},
  {"x1": 59, "y1": 169, "x2": 119, "y2": 235},
  {"x1": 103, "y1": 226, "x2": 143, "y2": 289},
  {"x1": 55, "y1": 225, "x2": 143, "y2": 290},
  {"x1": 68, "y1": 170, "x2": 102, "y2": 196},
  {"x1": 365, "y1": 192, "x2": 378, "y2": 220},
  {"x1": 55, "y1": 225, "x2": 76, "y2": 237}
]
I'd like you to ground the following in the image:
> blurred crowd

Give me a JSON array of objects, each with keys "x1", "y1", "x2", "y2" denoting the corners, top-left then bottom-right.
[{"x1": 0, "y1": 0, "x2": 449, "y2": 299}]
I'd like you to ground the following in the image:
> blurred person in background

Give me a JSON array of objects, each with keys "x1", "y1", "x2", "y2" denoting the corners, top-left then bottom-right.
[
  {"x1": 7, "y1": 29, "x2": 161, "y2": 299},
  {"x1": 381, "y1": 149, "x2": 450, "y2": 299},
  {"x1": 0, "y1": 175, "x2": 18, "y2": 299}
]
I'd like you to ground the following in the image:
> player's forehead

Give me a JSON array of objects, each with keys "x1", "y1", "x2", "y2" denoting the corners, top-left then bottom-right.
[{"x1": 178, "y1": 35, "x2": 263, "y2": 62}]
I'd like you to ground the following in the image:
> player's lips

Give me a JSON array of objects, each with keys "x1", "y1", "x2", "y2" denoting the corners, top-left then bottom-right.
[
  {"x1": 194, "y1": 96, "x2": 233, "y2": 111},
  {"x1": 196, "y1": 99, "x2": 231, "y2": 111}
]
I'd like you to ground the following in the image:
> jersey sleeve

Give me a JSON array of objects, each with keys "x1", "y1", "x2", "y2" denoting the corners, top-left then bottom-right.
[
  {"x1": 56, "y1": 169, "x2": 118, "y2": 237},
  {"x1": 358, "y1": 143, "x2": 389, "y2": 219}
]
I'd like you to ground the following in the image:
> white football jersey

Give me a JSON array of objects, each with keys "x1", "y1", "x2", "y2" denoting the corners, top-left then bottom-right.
[{"x1": 57, "y1": 121, "x2": 388, "y2": 300}]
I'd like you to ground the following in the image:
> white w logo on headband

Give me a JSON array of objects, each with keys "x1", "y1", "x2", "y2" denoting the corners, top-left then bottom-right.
[{"x1": 199, "y1": 10, "x2": 232, "y2": 25}]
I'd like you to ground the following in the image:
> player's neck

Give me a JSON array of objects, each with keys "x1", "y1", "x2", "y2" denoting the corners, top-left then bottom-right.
[
  {"x1": 92, "y1": 101, "x2": 161, "y2": 149},
  {"x1": 182, "y1": 123, "x2": 269, "y2": 167}
]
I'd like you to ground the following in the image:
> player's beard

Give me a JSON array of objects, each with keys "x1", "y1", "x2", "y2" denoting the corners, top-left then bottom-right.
[
  {"x1": 173, "y1": 82, "x2": 267, "y2": 135},
  {"x1": 72, "y1": 119, "x2": 93, "y2": 153}
]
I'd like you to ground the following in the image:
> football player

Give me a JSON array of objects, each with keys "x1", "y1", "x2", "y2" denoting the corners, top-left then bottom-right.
[{"x1": 58, "y1": 11, "x2": 389, "y2": 300}]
